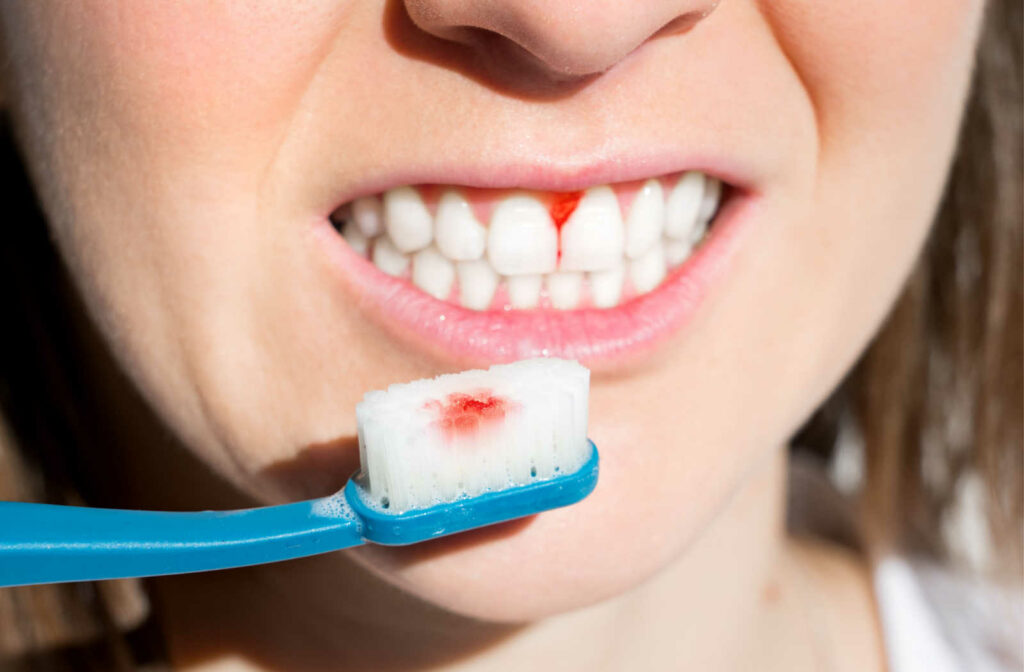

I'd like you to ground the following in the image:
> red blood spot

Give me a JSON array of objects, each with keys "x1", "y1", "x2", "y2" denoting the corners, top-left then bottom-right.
[
  {"x1": 430, "y1": 390, "x2": 512, "y2": 440},
  {"x1": 549, "y1": 191, "x2": 583, "y2": 263}
]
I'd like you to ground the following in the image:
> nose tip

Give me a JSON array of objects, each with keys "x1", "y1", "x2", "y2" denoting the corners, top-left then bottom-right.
[{"x1": 402, "y1": 0, "x2": 720, "y2": 80}]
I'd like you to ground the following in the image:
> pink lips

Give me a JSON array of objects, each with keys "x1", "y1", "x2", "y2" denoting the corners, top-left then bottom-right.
[{"x1": 315, "y1": 188, "x2": 757, "y2": 369}]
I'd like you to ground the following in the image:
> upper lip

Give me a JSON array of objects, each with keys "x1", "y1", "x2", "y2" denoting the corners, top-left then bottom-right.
[{"x1": 320, "y1": 148, "x2": 754, "y2": 216}]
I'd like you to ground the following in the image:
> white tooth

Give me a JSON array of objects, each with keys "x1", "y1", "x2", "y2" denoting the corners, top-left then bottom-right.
[
  {"x1": 372, "y1": 236, "x2": 410, "y2": 276},
  {"x1": 435, "y1": 190, "x2": 486, "y2": 261},
  {"x1": 588, "y1": 265, "x2": 624, "y2": 308},
  {"x1": 697, "y1": 176, "x2": 722, "y2": 224},
  {"x1": 384, "y1": 186, "x2": 433, "y2": 253},
  {"x1": 488, "y1": 195, "x2": 557, "y2": 275},
  {"x1": 624, "y1": 179, "x2": 664, "y2": 259},
  {"x1": 342, "y1": 223, "x2": 370, "y2": 256},
  {"x1": 353, "y1": 196, "x2": 384, "y2": 238},
  {"x1": 412, "y1": 246, "x2": 455, "y2": 300},
  {"x1": 545, "y1": 272, "x2": 583, "y2": 310},
  {"x1": 559, "y1": 186, "x2": 625, "y2": 272},
  {"x1": 507, "y1": 274, "x2": 542, "y2": 309},
  {"x1": 630, "y1": 240, "x2": 666, "y2": 294},
  {"x1": 664, "y1": 171, "x2": 704, "y2": 240},
  {"x1": 456, "y1": 259, "x2": 499, "y2": 310},
  {"x1": 664, "y1": 238, "x2": 693, "y2": 268}
]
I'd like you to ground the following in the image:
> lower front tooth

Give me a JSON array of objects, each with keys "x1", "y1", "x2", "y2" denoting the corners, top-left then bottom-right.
[
  {"x1": 545, "y1": 272, "x2": 583, "y2": 310},
  {"x1": 507, "y1": 274, "x2": 542, "y2": 309},
  {"x1": 456, "y1": 259, "x2": 499, "y2": 310},
  {"x1": 589, "y1": 265, "x2": 624, "y2": 308},
  {"x1": 630, "y1": 240, "x2": 666, "y2": 294},
  {"x1": 665, "y1": 238, "x2": 693, "y2": 268},
  {"x1": 372, "y1": 236, "x2": 410, "y2": 277},
  {"x1": 342, "y1": 223, "x2": 370, "y2": 256},
  {"x1": 412, "y1": 247, "x2": 455, "y2": 300}
]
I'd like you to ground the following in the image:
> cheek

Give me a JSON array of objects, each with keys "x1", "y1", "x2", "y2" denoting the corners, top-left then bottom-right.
[
  {"x1": 68, "y1": 2, "x2": 350, "y2": 160},
  {"x1": 766, "y1": 0, "x2": 984, "y2": 158}
]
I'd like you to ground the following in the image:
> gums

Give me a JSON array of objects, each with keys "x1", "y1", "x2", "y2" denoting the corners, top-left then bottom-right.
[{"x1": 549, "y1": 191, "x2": 583, "y2": 263}]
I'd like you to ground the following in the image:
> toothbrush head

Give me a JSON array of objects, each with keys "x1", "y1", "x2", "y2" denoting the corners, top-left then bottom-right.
[
  {"x1": 346, "y1": 439, "x2": 598, "y2": 545},
  {"x1": 349, "y1": 357, "x2": 597, "y2": 544}
]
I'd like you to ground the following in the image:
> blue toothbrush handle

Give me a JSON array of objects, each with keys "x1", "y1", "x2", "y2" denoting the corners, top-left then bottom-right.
[{"x1": 0, "y1": 498, "x2": 365, "y2": 587}]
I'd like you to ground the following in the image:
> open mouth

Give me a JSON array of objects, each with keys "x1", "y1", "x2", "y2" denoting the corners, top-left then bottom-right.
[
  {"x1": 330, "y1": 172, "x2": 724, "y2": 311},
  {"x1": 319, "y1": 167, "x2": 752, "y2": 367}
]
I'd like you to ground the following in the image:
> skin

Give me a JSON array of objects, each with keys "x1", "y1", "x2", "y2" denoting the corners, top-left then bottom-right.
[{"x1": 0, "y1": 1, "x2": 985, "y2": 670}]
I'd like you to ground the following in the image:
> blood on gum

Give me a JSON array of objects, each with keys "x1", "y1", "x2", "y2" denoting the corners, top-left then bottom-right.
[{"x1": 549, "y1": 191, "x2": 583, "y2": 262}]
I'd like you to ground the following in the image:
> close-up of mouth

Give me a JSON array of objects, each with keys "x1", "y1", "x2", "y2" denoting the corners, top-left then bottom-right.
[{"x1": 320, "y1": 169, "x2": 753, "y2": 367}]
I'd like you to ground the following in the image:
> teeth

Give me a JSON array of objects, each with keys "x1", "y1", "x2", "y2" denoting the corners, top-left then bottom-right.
[
  {"x1": 698, "y1": 177, "x2": 722, "y2": 224},
  {"x1": 559, "y1": 186, "x2": 625, "y2": 272},
  {"x1": 342, "y1": 222, "x2": 370, "y2": 256},
  {"x1": 488, "y1": 195, "x2": 558, "y2": 275},
  {"x1": 665, "y1": 238, "x2": 693, "y2": 268},
  {"x1": 456, "y1": 259, "x2": 499, "y2": 310},
  {"x1": 435, "y1": 190, "x2": 486, "y2": 261},
  {"x1": 589, "y1": 265, "x2": 624, "y2": 308},
  {"x1": 372, "y1": 236, "x2": 411, "y2": 277},
  {"x1": 412, "y1": 246, "x2": 455, "y2": 300},
  {"x1": 337, "y1": 171, "x2": 722, "y2": 311},
  {"x1": 353, "y1": 196, "x2": 384, "y2": 238},
  {"x1": 384, "y1": 186, "x2": 433, "y2": 253},
  {"x1": 624, "y1": 179, "x2": 665, "y2": 259},
  {"x1": 664, "y1": 171, "x2": 704, "y2": 241},
  {"x1": 629, "y1": 240, "x2": 666, "y2": 294},
  {"x1": 546, "y1": 272, "x2": 583, "y2": 309},
  {"x1": 507, "y1": 274, "x2": 542, "y2": 309}
]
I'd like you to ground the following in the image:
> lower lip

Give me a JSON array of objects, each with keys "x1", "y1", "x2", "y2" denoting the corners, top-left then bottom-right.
[{"x1": 314, "y1": 192, "x2": 759, "y2": 369}]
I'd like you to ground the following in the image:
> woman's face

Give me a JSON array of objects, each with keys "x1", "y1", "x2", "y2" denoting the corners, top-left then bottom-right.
[{"x1": 0, "y1": 1, "x2": 983, "y2": 620}]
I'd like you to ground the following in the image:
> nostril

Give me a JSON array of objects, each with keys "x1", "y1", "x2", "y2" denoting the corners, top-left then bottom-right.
[
  {"x1": 397, "y1": 0, "x2": 722, "y2": 88},
  {"x1": 651, "y1": 10, "x2": 711, "y2": 40}
]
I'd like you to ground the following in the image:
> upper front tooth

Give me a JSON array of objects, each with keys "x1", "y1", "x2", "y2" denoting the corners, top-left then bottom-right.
[
  {"x1": 412, "y1": 246, "x2": 455, "y2": 300},
  {"x1": 353, "y1": 196, "x2": 384, "y2": 237},
  {"x1": 384, "y1": 186, "x2": 433, "y2": 253},
  {"x1": 624, "y1": 179, "x2": 665, "y2": 259},
  {"x1": 664, "y1": 171, "x2": 704, "y2": 240},
  {"x1": 488, "y1": 195, "x2": 558, "y2": 275},
  {"x1": 697, "y1": 176, "x2": 722, "y2": 224},
  {"x1": 559, "y1": 186, "x2": 625, "y2": 272},
  {"x1": 546, "y1": 271, "x2": 583, "y2": 309},
  {"x1": 435, "y1": 190, "x2": 486, "y2": 261}
]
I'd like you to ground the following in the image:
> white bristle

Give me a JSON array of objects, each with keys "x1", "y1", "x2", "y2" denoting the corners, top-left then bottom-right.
[{"x1": 355, "y1": 358, "x2": 590, "y2": 513}]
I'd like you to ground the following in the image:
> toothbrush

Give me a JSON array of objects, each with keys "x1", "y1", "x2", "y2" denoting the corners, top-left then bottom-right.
[{"x1": 0, "y1": 358, "x2": 598, "y2": 588}]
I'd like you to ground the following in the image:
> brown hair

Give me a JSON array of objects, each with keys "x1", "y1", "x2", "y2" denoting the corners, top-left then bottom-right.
[{"x1": 0, "y1": 0, "x2": 1020, "y2": 667}]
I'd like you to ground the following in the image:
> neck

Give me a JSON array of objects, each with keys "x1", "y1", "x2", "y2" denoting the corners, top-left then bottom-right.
[{"x1": 155, "y1": 447, "x2": 788, "y2": 672}]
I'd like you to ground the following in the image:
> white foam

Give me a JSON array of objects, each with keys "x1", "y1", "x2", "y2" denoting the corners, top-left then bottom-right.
[
  {"x1": 310, "y1": 493, "x2": 359, "y2": 520},
  {"x1": 355, "y1": 358, "x2": 590, "y2": 513}
]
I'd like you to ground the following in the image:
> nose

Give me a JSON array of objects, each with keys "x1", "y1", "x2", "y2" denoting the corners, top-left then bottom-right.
[{"x1": 402, "y1": 0, "x2": 720, "y2": 80}]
